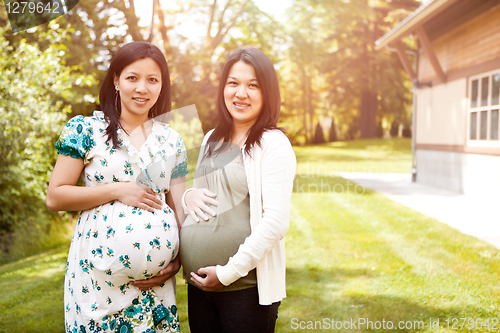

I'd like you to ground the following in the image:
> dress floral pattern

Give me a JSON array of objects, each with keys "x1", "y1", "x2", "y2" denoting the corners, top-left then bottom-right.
[{"x1": 56, "y1": 111, "x2": 188, "y2": 333}]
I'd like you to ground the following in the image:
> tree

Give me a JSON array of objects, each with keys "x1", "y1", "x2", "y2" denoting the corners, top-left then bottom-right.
[
  {"x1": 283, "y1": 0, "x2": 419, "y2": 140},
  {"x1": 0, "y1": 22, "x2": 95, "y2": 240},
  {"x1": 329, "y1": 119, "x2": 338, "y2": 142},
  {"x1": 313, "y1": 123, "x2": 326, "y2": 144},
  {"x1": 390, "y1": 121, "x2": 399, "y2": 137}
]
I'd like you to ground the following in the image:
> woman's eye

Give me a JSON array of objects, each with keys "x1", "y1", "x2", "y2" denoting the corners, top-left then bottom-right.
[
  {"x1": 149, "y1": 78, "x2": 159, "y2": 82},
  {"x1": 228, "y1": 81, "x2": 237, "y2": 86},
  {"x1": 250, "y1": 84, "x2": 259, "y2": 88},
  {"x1": 126, "y1": 76, "x2": 137, "y2": 80}
]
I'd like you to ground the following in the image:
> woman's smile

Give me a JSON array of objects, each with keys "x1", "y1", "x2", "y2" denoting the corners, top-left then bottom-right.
[
  {"x1": 224, "y1": 61, "x2": 263, "y2": 127},
  {"x1": 114, "y1": 57, "x2": 162, "y2": 120}
]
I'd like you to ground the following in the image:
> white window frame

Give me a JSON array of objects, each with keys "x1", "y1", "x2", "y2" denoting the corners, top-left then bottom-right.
[{"x1": 467, "y1": 68, "x2": 500, "y2": 147}]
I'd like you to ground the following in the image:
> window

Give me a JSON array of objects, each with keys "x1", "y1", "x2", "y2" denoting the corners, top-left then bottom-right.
[{"x1": 468, "y1": 69, "x2": 500, "y2": 146}]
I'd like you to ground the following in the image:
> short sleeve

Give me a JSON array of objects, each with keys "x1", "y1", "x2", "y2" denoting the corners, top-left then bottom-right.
[
  {"x1": 171, "y1": 134, "x2": 188, "y2": 179},
  {"x1": 55, "y1": 115, "x2": 95, "y2": 160}
]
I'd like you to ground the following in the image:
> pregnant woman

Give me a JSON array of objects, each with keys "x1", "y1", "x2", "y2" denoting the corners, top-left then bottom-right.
[
  {"x1": 46, "y1": 42, "x2": 187, "y2": 333},
  {"x1": 180, "y1": 47, "x2": 296, "y2": 333}
]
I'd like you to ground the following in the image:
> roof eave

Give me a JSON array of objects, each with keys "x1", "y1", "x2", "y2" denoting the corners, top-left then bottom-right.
[{"x1": 375, "y1": 0, "x2": 458, "y2": 50}]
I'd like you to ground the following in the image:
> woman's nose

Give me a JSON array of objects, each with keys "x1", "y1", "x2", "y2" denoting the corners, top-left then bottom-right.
[
  {"x1": 135, "y1": 80, "x2": 147, "y2": 93},
  {"x1": 235, "y1": 85, "x2": 247, "y2": 98}
]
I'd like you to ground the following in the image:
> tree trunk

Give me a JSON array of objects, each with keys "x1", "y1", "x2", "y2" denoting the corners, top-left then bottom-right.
[
  {"x1": 117, "y1": 0, "x2": 144, "y2": 42},
  {"x1": 301, "y1": 75, "x2": 309, "y2": 144},
  {"x1": 359, "y1": 16, "x2": 377, "y2": 139},
  {"x1": 359, "y1": 89, "x2": 377, "y2": 138}
]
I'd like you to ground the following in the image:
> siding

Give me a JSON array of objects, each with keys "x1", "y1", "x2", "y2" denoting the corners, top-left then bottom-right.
[{"x1": 418, "y1": 5, "x2": 500, "y2": 82}]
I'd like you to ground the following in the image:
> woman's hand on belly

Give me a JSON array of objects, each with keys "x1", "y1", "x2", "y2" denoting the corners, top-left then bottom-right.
[
  {"x1": 190, "y1": 266, "x2": 224, "y2": 291},
  {"x1": 116, "y1": 182, "x2": 164, "y2": 212},
  {"x1": 130, "y1": 256, "x2": 181, "y2": 290},
  {"x1": 185, "y1": 188, "x2": 218, "y2": 222}
]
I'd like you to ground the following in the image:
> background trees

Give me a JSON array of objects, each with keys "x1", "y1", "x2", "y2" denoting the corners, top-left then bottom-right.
[
  {"x1": 0, "y1": 19, "x2": 95, "y2": 261},
  {"x1": 282, "y1": 0, "x2": 419, "y2": 143}
]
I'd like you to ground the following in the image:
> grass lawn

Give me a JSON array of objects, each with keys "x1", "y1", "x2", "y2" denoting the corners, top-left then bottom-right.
[
  {"x1": 294, "y1": 138, "x2": 412, "y2": 174},
  {"x1": 2, "y1": 138, "x2": 500, "y2": 332}
]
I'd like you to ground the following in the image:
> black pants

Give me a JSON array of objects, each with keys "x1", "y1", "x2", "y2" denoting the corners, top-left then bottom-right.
[{"x1": 187, "y1": 284, "x2": 281, "y2": 333}]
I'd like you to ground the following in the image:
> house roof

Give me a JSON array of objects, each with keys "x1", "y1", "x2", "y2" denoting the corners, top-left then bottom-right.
[{"x1": 375, "y1": 0, "x2": 459, "y2": 50}]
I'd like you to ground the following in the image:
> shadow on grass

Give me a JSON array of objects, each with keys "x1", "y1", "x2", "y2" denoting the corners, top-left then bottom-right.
[
  {"x1": 281, "y1": 265, "x2": 487, "y2": 332},
  {"x1": 0, "y1": 247, "x2": 67, "y2": 332}
]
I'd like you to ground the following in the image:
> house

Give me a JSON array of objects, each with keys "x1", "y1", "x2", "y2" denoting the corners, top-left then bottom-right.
[{"x1": 375, "y1": 0, "x2": 500, "y2": 195}]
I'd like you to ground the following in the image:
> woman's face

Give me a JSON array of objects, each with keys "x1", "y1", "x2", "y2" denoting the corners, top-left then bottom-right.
[
  {"x1": 223, "y1": 61, "x2": 263, "y2": 128},
  {"x1": 114, "y1": 57, "x2": 162, "y2": 120}
]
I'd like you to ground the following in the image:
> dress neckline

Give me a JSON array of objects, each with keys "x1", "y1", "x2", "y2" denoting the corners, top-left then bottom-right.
[{"x1": 118, "y1": 119, "x2": 156, "y2": 152}]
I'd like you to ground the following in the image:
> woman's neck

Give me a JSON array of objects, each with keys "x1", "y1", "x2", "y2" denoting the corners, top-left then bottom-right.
[
  {"x1": 120, "y1": 113, "x2": 150, "y2": 131},
  {"x1": 231, "y1": 121, "x2": 254, "y2": 143}
]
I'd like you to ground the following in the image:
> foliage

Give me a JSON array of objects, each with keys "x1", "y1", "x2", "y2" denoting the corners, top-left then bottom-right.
[
  {"x1": 158, "y1": 0, "x2": 286, "y2": 132},
  {"x1": 1, "y1": 0, "x2": 131, "y2": 116},
  {"x1": 282, "y1": 0, "x2": 419, "y2": 142},
  {"x1": 0, "y1": 23, "x2": 95, "y2": 258}
]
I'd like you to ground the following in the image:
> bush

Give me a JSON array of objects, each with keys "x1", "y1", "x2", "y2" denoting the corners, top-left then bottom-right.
[
  {"x1": 390, "y1": 121, "x2": 399, "y2": 137},
  {"x1": 376, "y1": 122, "x2": 384, "y2": 138},
  {"x1": 328, "y1": 119, "x2": 338, "y2": 142},
  {"x1": 312, "y1": 122, "x2": 326, "y2": 144},
  {"x1": 0, "y1": 24, "x2": 95, "y2": 261},
  {"x1": 402, "y1": 127, "x2": 412, "y2": 138}
]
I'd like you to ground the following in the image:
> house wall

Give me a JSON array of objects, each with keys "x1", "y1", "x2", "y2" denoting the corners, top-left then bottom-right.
[
  {"x1": 413, "y1": 4, "x2": 500, "y2": 194},
  {"x1": 418, "y1": 5, "x2": 500, "y2": 82},
  {"x1": 416, "y1": 149, "x2": 500, "y2": 195},
  {"x1": 415, "y1": 78, "x2": 467, "y2": 145}
]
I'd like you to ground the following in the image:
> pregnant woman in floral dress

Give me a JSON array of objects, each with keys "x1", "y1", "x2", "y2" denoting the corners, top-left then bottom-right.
[{"x1": 47, "y1": 42, "x2": 187, "y2": 333}]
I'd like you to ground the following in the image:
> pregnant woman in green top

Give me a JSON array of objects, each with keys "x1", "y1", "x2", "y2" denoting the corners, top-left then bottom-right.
[{"x1": 180, "y1": 47, "x2": 297, "y2": 333}]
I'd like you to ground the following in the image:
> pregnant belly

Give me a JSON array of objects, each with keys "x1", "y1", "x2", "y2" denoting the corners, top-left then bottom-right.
[
  {"x1": 179, "y1": 206, "x2": 250, "y2": 276},
  {"x1": 76, "y1": 202, "x2": 179, "y2": 285}
]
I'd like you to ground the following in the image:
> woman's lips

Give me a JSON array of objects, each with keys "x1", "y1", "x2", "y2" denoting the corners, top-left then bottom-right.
[
  {"x1": 133, "y1": 97, "x2": 149, "y2": 105},
  {"x1": 233, "y1": 102, "x2": 250, "y2": 110}
]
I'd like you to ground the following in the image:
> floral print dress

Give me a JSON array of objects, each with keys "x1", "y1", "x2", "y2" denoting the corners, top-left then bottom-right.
[{"x1": 56, "y1": 111, "x2": 188, "y2": 333}]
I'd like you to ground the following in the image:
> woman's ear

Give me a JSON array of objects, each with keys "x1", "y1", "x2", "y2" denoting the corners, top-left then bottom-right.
[{"x1": 113, "y1": 73, "x2": 119, "y2": 90}]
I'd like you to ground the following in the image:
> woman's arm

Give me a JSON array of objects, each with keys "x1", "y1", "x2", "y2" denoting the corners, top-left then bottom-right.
[
  {"x1": 191, "y1": 133, "x2": 296, "y2": 291},
  {"x1": 166, "y1": 175, "x2": 186, "y2": 228},
  {"x1": 46, "y1": 154, "x2": 164, "y2": 212},
  {"x1": 182, "y1": 129, "x2": 218, "y2": 222}
]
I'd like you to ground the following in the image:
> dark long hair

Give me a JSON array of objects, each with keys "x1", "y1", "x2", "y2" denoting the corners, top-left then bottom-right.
[
  {"x1": 208, "y1": 47, "x2": 281, "y2": 156},
  {"x1": 99, "y1": 42, "x2": 171, "y2": 147}
]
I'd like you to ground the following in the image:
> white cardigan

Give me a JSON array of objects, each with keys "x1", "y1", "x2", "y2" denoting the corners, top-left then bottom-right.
[{"x1": 187, "y1": 129, "x2": 296, "y2": 305}]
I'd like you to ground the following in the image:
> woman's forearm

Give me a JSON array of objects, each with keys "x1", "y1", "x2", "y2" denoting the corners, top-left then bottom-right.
[
  {"x1": 47, "y1": 154, "x2": 167, "y2": 213},
  {"x1": 46, "y1": 182, "x2": 121, "y2": 212}
]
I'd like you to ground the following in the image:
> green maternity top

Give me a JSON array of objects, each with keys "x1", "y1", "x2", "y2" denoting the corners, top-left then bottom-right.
[{"x1": 180, "y1": 144, "x2": 257, "y2": 292}]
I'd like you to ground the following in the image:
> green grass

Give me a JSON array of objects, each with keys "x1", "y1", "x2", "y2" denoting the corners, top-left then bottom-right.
[
  {"x1": 278, "y1": 175, "x2": 500, "y2": 332},
  {"x1": 0, "y1": 246, "x2": 191, "y2": 333},
  {"x1": 2, "y1": 138, "x2": 500, "y2": 332},
  {"x1": 294, "y1": 138, "x2": 412, "y2": 174}
]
